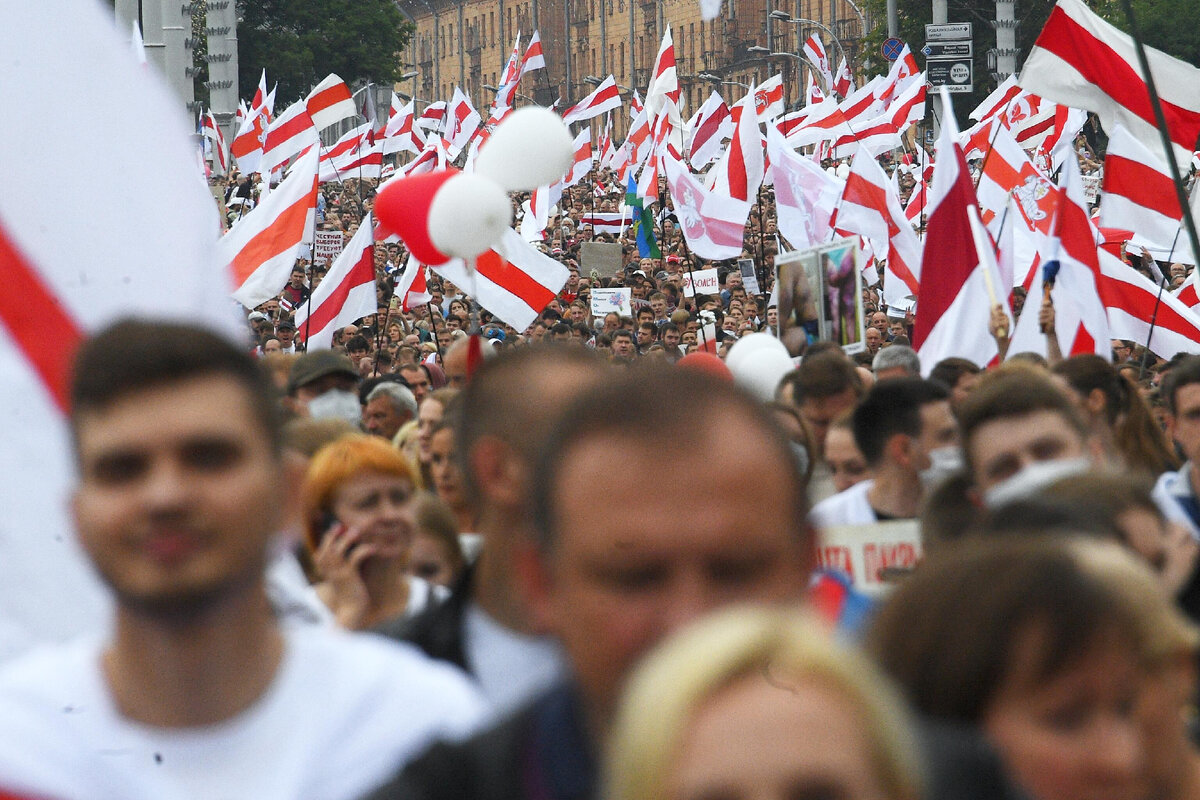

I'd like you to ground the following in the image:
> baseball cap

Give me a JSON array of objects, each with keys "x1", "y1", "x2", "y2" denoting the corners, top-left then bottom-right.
[{"x1": 287, "y1": 351, "x2": 359, "y2": 394}]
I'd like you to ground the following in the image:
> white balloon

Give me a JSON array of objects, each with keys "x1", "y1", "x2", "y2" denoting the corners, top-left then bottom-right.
[
  {"x1": 428, "y1": 174, "x2": 512, "y2": 261},
  {"x1": 474, "y1": 107, "x2": 575, "y2": 191},
  {"x1": 725, "y1": 332, "x2": 790, "y2": 374},
  {"x1": 729, "y1": 347, "x2": 797, "y2": 402}
]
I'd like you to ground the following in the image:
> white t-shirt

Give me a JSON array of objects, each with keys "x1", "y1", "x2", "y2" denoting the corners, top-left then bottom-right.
[
  {"x1": 810, "y1": 479, "x2": 878, "y2": 528},
  {"x1": 0, "y1": 625, "x2": 487, "y2": 800},
  {"x1": 463, "y1": 603, "x2": 566, "y2": 719}
]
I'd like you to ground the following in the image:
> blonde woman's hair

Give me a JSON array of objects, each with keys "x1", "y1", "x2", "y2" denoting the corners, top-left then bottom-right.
[{"x1": 605, "y1": 607, "x2": 923, "y2": 800}]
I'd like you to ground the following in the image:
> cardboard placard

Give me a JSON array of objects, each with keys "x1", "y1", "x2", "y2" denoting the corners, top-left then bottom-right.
[
  {"x1": 738, "y1": 258, "x2": 761, "y2": 295},
  {"x1": 313, "y1": 230, "x2": 344, "y2": 265},
  {"x1": 775, "y1": 238, "x2": 864, "y2": 356},
  {"x1": 682, "y1": 267, "x2": 720, "y2": 297},
  {"x1": 816, "y1": 520, "x2": 923, "y2": 596},
  {"x1": 591, "y1": 287, "x2": 633, "y2": 317},
  {"x1": 581, "y1": 242, "x2": 624, "y2": 278},
  {"x1": 1081, "y1": 173, "x2": 1101, "y2": 205}
]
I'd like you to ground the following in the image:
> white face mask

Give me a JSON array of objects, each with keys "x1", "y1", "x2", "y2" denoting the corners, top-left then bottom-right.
[
  {"x1": 920, "y1": 446, "x2": 963, "y2": 490},
  {"x1": 307, "y1": 389, "x2": 362, "y2": 426},
  {"x1": 983, "y1": 457, "x2": 1092, "y2": 508}
]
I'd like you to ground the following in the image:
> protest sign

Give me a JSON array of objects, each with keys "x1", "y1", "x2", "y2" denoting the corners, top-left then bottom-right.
[
  {"x1": 591, "y1": 287, "x2": 632, "y2": 317},
  {"x1": 682, "y1": 267, "x2": 719, "y2": 297},
  {"x1": 816, "y1": 520, "x2": 923, "y2": 596},
  {"x1": 738, "y1": 258, "x2": 761, "y2": 294},
  {"x1": 313, "y1": 230, "x2": 344, "y2": 265},
  {"x1": 581, "y1": 241, "x2": 623, "y2": 278}
]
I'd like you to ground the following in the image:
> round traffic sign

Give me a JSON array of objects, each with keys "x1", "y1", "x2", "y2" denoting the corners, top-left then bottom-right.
[
  {"x1": 882, "y1": 37, "x2": 904, "y2": 61},
  {"x1": 949, "y1": 62, "x2": 970, "y2": 83}
]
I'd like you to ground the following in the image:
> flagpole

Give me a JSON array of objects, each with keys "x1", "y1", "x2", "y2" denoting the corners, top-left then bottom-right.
[
  {"x1": 426, "y1": 300, "x2": 444, "y2": 363},
  {"x1": 1137, "y1": 229, "x2": 1182, "y2": 381},
  {"x1": 753, "y1": 185, "x2": 769, "y2": 291},
  {"x1": 1118, "y1": 0, "x2": 1200, "y2": 276}
]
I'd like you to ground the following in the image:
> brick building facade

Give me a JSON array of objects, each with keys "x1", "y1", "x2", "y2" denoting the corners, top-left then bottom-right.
[{"x1": 395, "y1": 0, "x2": 871, "y2": 135}]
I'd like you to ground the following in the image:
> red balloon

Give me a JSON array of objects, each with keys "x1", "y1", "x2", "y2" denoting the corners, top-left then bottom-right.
[
  {"x1": 373, "y1": 169, "x2": 458, "y2": 266},
  {"x1": 677, "y1": 351, "x2": 733, "y2": 381}
]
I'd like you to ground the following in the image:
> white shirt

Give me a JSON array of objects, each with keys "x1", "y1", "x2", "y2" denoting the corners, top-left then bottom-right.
[
  {"x1": 464, "y1": 603, "x2": 566, "y2": 719},
  {"x1": 0, "y1": 625, "x2": 487, "y2": 800},
  {"x1": 810, "y1": 479, "x2": 878, "y2": 528}
]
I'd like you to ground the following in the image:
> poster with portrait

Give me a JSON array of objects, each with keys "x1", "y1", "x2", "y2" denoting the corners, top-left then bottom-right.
[{"x1": 775, "y1": 238, "x2": 864, "y2": 356}]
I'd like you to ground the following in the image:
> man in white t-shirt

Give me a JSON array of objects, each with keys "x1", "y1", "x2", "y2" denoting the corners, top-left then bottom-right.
[
  {"x1": 811, "y1": 378, "x2": 958, "y2": 527},
  {"x1": 0, "y1": 320, "x2": 486, "y2": 800}
]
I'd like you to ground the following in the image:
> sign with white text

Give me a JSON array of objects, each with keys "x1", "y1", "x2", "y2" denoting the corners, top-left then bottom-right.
[{"x1": 816, "y1": 521, "x2": 923, "y2": 596}]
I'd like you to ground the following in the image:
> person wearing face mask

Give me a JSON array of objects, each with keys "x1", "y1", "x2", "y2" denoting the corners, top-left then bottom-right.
[
  {"x1": 956, "y1": 366, "x2": 1097, "y2": 509},
  {"x1": 286, "y1": 350, "x2": 363, "y2": 426},
  {"x1": 811, "y1": 378, "x2": 958, "y2": 527}
]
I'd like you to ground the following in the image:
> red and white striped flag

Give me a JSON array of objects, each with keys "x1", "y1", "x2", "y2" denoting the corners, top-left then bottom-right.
[
  {"x1": 1020, "y1": 0, "x2": 1200, "y2": 170},
  {"x1": 261, "y1": 100, "x2": 319, "y2": 176},
  {"x1": 305, "y1": 74, "x2": 357, "y2": 131},
  {"x1": 433, "y1": 228, "x2": 569, "y2": 331},
  {"x1": 665, "y1": 154, "x2": 751, "y2": 260},
  {"x1": 578, "y1": 211, "x2": 625, "y2": 234},
  {"x1": 219, "y1": 147, "x2": 319, "y2": 308},
  {"x1": 754, "y1": 74, "x2": 786, "y2": 121},
  {"x1": 904, "y1": 181, "x2": 927, "y2": 226},
  {"x1": 975, "y1": 121, "x2": 1057, "y2": 235},
  {"x1": 833, "y1": 58, "x2": 853, "y2": 99},
  {"x1": 832, "y1": 146, "x2": 922, "y2": 308},
  {"x1": 230, "y1": 69, "x2": 269, "y2": 173},
  {"x1": 708, "y1": 85, "x2": 764, "y2": 202},
  {"x1": 1048, "y1": 155, "x2": 1112, "y2": 358},
  {"x1": 201, "y1": 110, "x2": 229, "y2": 174},
  {"x1": 417, "y1": 101, "x2": 449, "y2": 133},
  {"x1": 395, "y1": 254, "x2": 433, "y2": 311},
  {"x1": 446, "y1": 87, "x2": 482, "y2": 158},
  {"x1": 913, "y1": 92, "x2": 1008, "y2": 371},
  {"x1": 384, "y1": 95, "x2": 422, "y2": 155},
  {"x1": 1, "y1": 0, "x2": 242, "y2": 655},
  {"x1": 1097, "y1": 248, "x2": 1200, "y2": 359},
  {"x1": 598, "y1": 114, "x2": 617, "y2": 170},
  {"x1": 766, "y1": 126, "x2": 842, "y2": 250},
  {"x1": 644, "y1": 27, "x2": 680, "y2": 116},
  {"x1": 686, "y1": 91, "x2": 733, "y2": 170},
  {"x1": 1175, "y1": 266, "x2": 1200, "y2": 312},
  {"x1": 803, "y1": 35, "x2": 834, "y2": 90},
  {"x1": 295, "y1": 213, "x2": 378, "y2": 349},
  {"x1": 1100, "y1": 124, "x2": 1192, "y2": 262},
  {"x1": 565, "y1": 128, "x2": 593, "y2": 187},
  {"x1": 563, "y1": 76, "x2": 623, "y2": 125},
  {"x1": 520, "y1": 31, "x2": 546, "y2": 77}
]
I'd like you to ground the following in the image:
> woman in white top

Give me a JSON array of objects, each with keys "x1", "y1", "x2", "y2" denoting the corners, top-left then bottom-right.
[{"x1": 302, "y1": 435, "x2": 448, "y2": 629}]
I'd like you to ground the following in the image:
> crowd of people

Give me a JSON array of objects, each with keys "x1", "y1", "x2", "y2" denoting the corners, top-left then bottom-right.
[{"x1": 3, "y1": 120, "x2": 1200, "y2": 800}]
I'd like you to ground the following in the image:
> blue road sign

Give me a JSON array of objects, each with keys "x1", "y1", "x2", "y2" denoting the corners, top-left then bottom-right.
[{"x1": 882, "y1": 37, "x2": 905, "y2": 61}]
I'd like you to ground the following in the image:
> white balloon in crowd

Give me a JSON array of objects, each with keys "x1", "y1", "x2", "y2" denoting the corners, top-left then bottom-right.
[
  {"x1": 474, "y1": 106, "x2": 576, "y2": 191},
  {"x1": 725, "y1": 334, "x2": 796, "y2": 401},
  {"x1": 428, "y1": 173, "x2": 513, "y2": 261}
]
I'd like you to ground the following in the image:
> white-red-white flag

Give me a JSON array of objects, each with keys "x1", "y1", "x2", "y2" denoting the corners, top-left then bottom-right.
[
  {"x1": 803, "y1": 34, "x2": 834, "y2": 90},
  {"x1": 445, "y1": 87, "x2": 482, "y2": 158},
  {"x1": 664, "y1": 154, "x2": 752, "y2": 260},
  {"x1": 1100, "y1": 124, "x2": 1192, "y2": 262},
  {"x1": 384, "y1": 95, "x2": 422, "y2": 155},
  {"x1": 1097, "y1": 248, "x2": 1200, "y2": 359},
  {"x1": 219, "y1": 147, "x2": 319, "y2": 308},
  {"x1": 562, "y1": 76, "x2": 623, "y2": 125},
  {"x1": 754, "y1": 74, "x2": 786, "y2": 121},
  {"x1": 520, "y1": 31, "x2": 546, "y2": 76},
  {"x1": 201, "y1": 110, "x2": 229, "y2": 174},
  {"x1": 686, "y1": 91, "x2": 733, "y2": 170},
  {"x1": 578, "y1": 211, "x2": 625, "y2": 235},
  {"x1": 261, "y1": 100, "x2": 319, "y2": 176},
  {"x1": 644, "y1": 26, "x2": 680, "y2": 116},
  {"x1": 395, "y1": 254, "x2": 433, "y2": 311},
  {"x1": 708, "y1": 85, "x2": 764, "y2": 202},
  {"x1": 766, "y1": 126, "x2": 841, "y2": 250},
  {"x1": 913, "y1": 92, "x2": 1008, "y2": 371},
  {"x1": 306, "y1": 74, "x2": 357, "y2": 131},
  {"x1": 433, "y1": 228, "x2": 569, "y2": 331},
  {"x1": 230, "y1": 69, "x2": 269, "y2": 173},
  {"x1": 416, "y1": 101, "x2": 448, "y2": 133},
  {"x1": 565, "y1": 128, "x2": 593, "y2": 187},
  {"x1": 1, "y1": 0, "x2": 240, "y2": 656},
  {"x1": 832, "y1": 148, "x2": 922, "y2": 307},
  {"x1": 295, "y1": 213, "x2": 378, "y2": 349},
  {"x1": 1020, "y1": 0, "x2": 1200, "y2": 170},
  {"x1": 833, "y1": 58, "x2": 853, "y2": 98}
]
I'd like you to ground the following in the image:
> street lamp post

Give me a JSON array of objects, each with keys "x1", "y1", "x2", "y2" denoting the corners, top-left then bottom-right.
[
  {"x1": 769, "y1": 10, "x2": 850, "y2": 85},
  {"x1": 482, "y1": 83, "x2": 537, "y2": 104}
]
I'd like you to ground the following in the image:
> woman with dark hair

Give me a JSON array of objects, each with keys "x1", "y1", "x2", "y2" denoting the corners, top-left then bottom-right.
[{"x1": 1052, "y1": 354, "x2": 1179, "y2": 477}]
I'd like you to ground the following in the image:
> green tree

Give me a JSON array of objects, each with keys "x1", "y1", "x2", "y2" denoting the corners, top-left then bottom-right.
[{"x1": 237, "y1": 0, "x2": 413, "y2": 103}]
